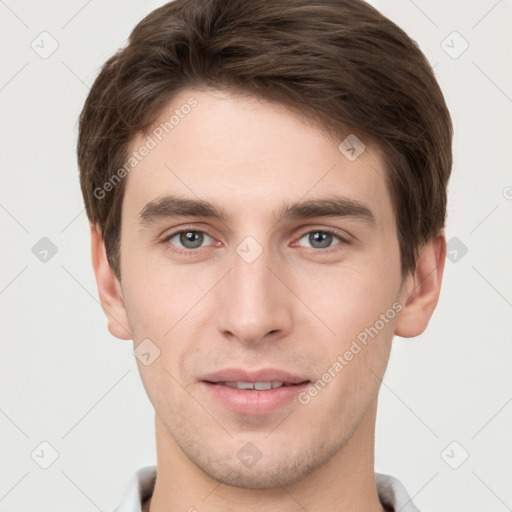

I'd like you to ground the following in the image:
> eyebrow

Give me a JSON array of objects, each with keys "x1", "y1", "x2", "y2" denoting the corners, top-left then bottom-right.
[{"x1": 138, "y1": 194, "x2": 377, "y2": 229}]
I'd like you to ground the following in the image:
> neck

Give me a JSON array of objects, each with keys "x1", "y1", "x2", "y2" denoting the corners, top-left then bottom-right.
[{"x1": 146, "y1": 398, "x2": 385, "y2": 512}]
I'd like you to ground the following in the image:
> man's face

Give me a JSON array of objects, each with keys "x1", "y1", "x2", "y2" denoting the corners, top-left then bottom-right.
[{"x1": 117, "y1": 88, "x2": 406, "y2": 487}]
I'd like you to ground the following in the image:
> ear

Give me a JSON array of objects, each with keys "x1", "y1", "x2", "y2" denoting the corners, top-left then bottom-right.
[
  {"x1": 394, "y1": 232, "x2": 446, "y2": 338},
  {"x1": 90, "y1": 223, "x2": 132, "y2": 340}
]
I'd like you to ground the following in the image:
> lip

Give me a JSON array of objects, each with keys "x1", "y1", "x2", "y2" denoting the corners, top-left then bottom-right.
[
  {"x1": 200, "y1": 368, "x2": 309, "y2": 385},
  {"x1": 201, "y1": 381, "x2": 310, "y2": 415},
  {"x1": 199, "y1": 368, "x2": 310, "y2": 415}
]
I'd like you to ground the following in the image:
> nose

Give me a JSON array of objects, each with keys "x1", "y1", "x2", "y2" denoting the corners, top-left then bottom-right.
[{"x1": 215, "y1": 244, "x2": 293, "y2": 346}]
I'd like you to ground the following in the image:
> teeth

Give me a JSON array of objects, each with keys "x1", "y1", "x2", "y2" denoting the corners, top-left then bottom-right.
[
  {"x1": 223, "y1": 381, "x2": 285, "y2": 390},
  {"x1": 255, "y1": 382, "x2": 272, "y2": 390}
]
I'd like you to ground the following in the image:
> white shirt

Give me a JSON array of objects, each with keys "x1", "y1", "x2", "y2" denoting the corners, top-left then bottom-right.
[{"x1": 112, "y1": 465, "x2": 421, "y2": 512}]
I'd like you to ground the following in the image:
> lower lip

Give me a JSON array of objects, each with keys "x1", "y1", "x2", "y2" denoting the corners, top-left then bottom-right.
[{"x1": 201, "y1": 381, "x2": 310, "y2": 415}]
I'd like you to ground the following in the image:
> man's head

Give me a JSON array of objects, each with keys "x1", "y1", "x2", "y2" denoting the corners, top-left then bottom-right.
[
  {"x1": 78, "y1": 0, "x2": 451, "y2": 494},
  {"x1": 78, "y1": 0, "x2": 452, "y2": 285}
]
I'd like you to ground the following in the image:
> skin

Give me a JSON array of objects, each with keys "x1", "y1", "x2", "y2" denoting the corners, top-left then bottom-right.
[{"x1": 90, "y1": 88, "x2": 446, "y2": 512}]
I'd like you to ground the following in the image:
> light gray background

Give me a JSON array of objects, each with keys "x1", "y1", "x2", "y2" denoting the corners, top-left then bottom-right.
[{"x1": 1, "y1": 1, "x2": 511, "y2": 511}]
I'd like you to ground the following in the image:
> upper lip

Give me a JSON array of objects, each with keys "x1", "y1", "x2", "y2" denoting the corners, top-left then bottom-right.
[{"x1": 201, "y1": 368, "x2": 309, "y2": 384}]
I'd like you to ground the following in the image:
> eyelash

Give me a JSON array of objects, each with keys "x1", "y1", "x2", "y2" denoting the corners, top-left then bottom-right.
[{"x1": 161, "y1": 227, "x2": 349, "y2": 256}]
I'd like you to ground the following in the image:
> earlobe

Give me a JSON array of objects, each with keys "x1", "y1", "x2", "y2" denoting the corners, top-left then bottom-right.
[
  {"x1": 394, "y1": 233, "x2": 447, "y2": 338},
  {"x1": 90, "y1": 223, "x2": 132, "y2": 340}
]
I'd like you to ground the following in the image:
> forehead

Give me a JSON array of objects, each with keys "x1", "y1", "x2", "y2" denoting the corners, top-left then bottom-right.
[{"x1": 122, "y1": 88, "x2": 394, "y2": 232}]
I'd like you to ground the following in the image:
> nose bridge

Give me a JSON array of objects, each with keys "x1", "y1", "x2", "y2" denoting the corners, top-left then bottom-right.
[{"x1": 215, "y1": 238, "x2": 291, "y2": 343}]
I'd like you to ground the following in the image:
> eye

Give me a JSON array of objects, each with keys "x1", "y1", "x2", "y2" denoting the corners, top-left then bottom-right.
[
  {"x1": 295, "y1": 229, "x2": 346, "y2": 250},
  {"x1": 162, "y1": 227, "x2": 348, "y2": 256},
  {"x1": 164, "y1": 230, "x2": 214, "y2": 252}
]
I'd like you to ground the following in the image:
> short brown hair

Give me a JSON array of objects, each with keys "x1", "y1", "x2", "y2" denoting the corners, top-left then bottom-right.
[{"x1": 77, "y1": 0, "x2": 453, "y2": 282}]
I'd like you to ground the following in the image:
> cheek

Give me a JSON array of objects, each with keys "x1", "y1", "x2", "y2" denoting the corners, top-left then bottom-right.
[
  {"x1": 121, "y1": 248, "x2": 200, "y2": 337},
  {"x1": 293, "y1": 262, "x2": 398, "y2": 405},
  {"x1": 306, "y1": 316, "x2": 393, "y2": 420},
  {"x1": 297, "y1": 262, "x2": 399, "y2": 340}
]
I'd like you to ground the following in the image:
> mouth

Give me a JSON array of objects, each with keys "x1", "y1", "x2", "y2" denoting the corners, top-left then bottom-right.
[
  {"x1": 199, "y1": 370, "x2": 311, "y2": 415},
  {"x1": 200, "y1": 368, "x2": 309, "y2": 386}
]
